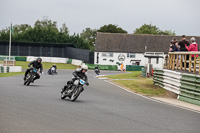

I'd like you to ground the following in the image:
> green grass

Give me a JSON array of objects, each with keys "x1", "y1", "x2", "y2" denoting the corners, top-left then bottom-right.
[
  {"x1": 16, "y1": 61, "x2": 77, "y2": 69},
  {"x1": 105, "y1": 71, "x2": 142, "y2": 79},
  {"x1": 0, "y1": 72, "x2": 24, "y2": 77},
  {"x1": 103, "y1": 71, "x2": 167, "y2": 96},
  {"x1": 113, "y1": 79, "x2": 167, "y2": 96}
]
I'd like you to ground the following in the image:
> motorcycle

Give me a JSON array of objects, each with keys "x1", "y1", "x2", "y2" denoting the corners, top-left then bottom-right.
[
  {"x1": 24, "y1": 67, "x2": 38, "y2": 86},
  {"x1": 48, "y1": 67, "x2": 57, "y2": 75},
  {"x1": 61, "y1": 78, "x2": 86, "y2": 102},
  {"x1": 94, "y1": 68, "x2": 100, "y2": 75}
]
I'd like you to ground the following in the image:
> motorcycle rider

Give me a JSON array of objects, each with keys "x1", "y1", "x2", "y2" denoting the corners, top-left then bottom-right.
[
  {"x1": 61, "y1": 64, "x2": 89, "y2": 93},
  {"x1": 48, "y1": 64, "x2": 57, "y2": 74},
  {"x1": 94, "y1": 66, "x2": 100, "y2": 74},
  {"x1": 24, "y1": 57, "x2": 43, "y2": 83}
]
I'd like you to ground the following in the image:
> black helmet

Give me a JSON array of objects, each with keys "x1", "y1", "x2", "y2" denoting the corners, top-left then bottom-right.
[{"x1": 36, "y1": 57, "x2": 42, "y2": 62}]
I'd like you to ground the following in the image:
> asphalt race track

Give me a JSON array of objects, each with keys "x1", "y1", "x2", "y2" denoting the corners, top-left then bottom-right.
[{"x1": 0, "y1": 70, "x2": 200, "y2": 133}]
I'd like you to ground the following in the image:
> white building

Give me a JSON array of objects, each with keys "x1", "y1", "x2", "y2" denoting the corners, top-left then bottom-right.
[{"x1": 94, "y1": 33, "x2": 174, "y2": 70}]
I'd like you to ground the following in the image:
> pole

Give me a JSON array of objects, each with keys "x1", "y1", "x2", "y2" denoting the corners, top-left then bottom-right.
[{"x1": 9, "y1": 23, "x2": 12, "y2": 60}]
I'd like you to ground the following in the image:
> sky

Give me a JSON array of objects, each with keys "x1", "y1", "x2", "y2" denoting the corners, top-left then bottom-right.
[{"x1": 0, "y1": 0, "x2": 200, "y2": 36}]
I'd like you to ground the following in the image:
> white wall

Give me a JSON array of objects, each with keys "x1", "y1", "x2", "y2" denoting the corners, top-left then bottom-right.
[
  {"x1": 94, "y1": 52, "x2": 165, "y2": 69},
  {"x1": 27, "y1": 56, "x2": 69, "y2": 63}
]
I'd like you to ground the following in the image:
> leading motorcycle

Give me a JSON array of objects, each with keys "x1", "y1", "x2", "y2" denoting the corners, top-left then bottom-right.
[{"x1": 61, "y1": 78, "x2": 86, "y2": 102}]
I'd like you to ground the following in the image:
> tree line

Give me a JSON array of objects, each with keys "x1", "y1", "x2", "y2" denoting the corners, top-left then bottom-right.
[{"x1": 0, "y1": 18, "x2": 175, "y2": 51}]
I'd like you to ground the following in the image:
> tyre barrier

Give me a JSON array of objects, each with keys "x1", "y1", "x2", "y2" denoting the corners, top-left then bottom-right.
[{"x1": 153, "y1": 69, "x2": 200, "y2": 106}]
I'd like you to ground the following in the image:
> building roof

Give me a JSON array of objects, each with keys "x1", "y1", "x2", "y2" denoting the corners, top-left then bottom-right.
[{"x1": 95, "y1": 32, "x2": 200, "y2": 54}]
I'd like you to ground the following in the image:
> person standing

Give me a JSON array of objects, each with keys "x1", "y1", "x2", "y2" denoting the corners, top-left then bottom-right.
[
  {"x1": 185, "y1": 37, "x2": 198, "y2": 59},
  {"x1": 177, "y1": 35, "x2": 190, "y2": 51},
  {"x1": 120, "y1": 62, "x2": 124, "y2": 71},
  {"x1": 176, "y1": 35, "x2": 190, "y2": 67}
]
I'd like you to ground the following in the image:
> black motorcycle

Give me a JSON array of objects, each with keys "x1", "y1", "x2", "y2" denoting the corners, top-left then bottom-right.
[
  {"x1": 24, "y1": 67, "x2": 38, "y2": 86},
  {"x1": 61, "y1": 78, "x2": 85, "y2": 102},
  {"x1": 94, "y1": 68, "x2": 100, "y2": 75}
]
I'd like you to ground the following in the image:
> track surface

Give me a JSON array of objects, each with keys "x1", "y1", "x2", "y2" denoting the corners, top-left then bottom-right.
[{"x1": 0, "y1": 70, "x2": 200, "y2": 133}]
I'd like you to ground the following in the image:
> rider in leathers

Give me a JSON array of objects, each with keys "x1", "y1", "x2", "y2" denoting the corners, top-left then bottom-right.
[
  {"x1": 24, "y1": 58, "x2": 43, "y2": 82},
  {"x1": 61, "y1": 65, "x2": 89, "y2": 93}
]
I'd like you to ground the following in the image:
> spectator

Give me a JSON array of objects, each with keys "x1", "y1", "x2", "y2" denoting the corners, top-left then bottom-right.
[
  {"x1": 120, "y1": 62, "x2": 124, "y2": 71},
  {"x1": 169, "y1": 37, "x2": 180, "y2": 67},
  {"x1": 185, "y1": 37, "x2": 198, "y2": 59},
  {"x1": 176, "y1": 35, "x2": 190, "y2": 51},
  {"x1": 177, "y1": 35, "x2": 190, "y2": 67},
  {"x1": 169, "y1": 37, "x2": 179, "y2": 52}
]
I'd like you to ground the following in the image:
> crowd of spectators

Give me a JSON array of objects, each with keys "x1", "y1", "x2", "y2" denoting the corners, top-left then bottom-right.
[{"x1": 169, "y1": 35, "x2": 199, "y2": 67}]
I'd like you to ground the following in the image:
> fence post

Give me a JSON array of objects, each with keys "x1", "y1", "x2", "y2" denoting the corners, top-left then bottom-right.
[
  {"x1": 168, "y1": 54, "x2": 170, "y2": 69},
  {"x1": 189, "y1": 55, "x2": 192, "y2": 72},
  {"x1": 194, "y1": 55, "x2": 196, "y2": 74},
  {"x1": 176, "y1": 54, "x2": 179, "y2": 70},
  {"x1": 180, "y1": 54, "x2": 183, "y2": 70},
  {"x1": 184, "y1": 54, "x2": 186, "y2": 71},
  {"x1": 172, "y1": 54, "x2": 175, "y2": 70}
]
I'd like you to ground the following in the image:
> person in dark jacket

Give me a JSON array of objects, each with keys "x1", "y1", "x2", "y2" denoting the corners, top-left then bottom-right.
[
  {"x1": 177, "y1": 35, "x2": 190, "y2": 51},
  {"x1": 169, "y1": 37, "x2": 179, "y2": 52},
  {"x1": 61, "y1": 65, "x2": 89, "y2": 93},
  {"x1": 176, "y1": 35, "x2": 190, "y2": 67},
  {"x1": 23, "y1": 58, "x2": 43, "y2": 82}
]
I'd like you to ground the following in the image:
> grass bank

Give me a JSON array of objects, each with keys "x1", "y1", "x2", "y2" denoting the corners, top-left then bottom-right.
[
  {"x1": 16, "y1": 61, "x2": 77, "y2": 69},
  {"x1": 0, "y1": 72, "x2": 24, "y2": 77},
  {"x1": 104, "y1": 71, "x2": 168, "y2": 97}
]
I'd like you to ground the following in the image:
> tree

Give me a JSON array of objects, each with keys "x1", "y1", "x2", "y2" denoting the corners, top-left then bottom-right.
[
  {"x1": 68, "y1": 33, "x2": 90, "y2": 49},
  {"x1": 31, "y1": 18, "x2": 59, "y2": 43},
  {"x1": 80, "y1": 28, "x2": 97, "y2": 51},
  {"x1": 58, "y1": 23, "x2": 70, "y2": 43},
  {"x1": 134, "y1": 24, "x2": 175, "y2": 35},
  {"x1": 98, "y1": 24, "x2": 127, "y2": 33},
  {"x1": 0, "y1": 18, "x2": 93, "y2": 50}
]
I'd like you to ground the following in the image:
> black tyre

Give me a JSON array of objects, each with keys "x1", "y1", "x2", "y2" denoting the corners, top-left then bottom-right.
[
  {"x1": 71, "y1": 87, "x2": 81, "y2": 102},
  {"x1": 24, "y1": 73, "x2": 31, "y2": 86},
  {"x1": 26, "y1": 79, "x2": 31, "y2": 86}
]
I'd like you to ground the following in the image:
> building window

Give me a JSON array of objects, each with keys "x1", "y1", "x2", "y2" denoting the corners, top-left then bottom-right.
[
  {"x1": 127, "y1": 53, "x2": 135, "y2": 58},
  {"x1": 102, "y1": 52, "x2": 113, "y2": 57},
  {"x1": 132, "y1": 62, "x2": 140, "y2": 66}
]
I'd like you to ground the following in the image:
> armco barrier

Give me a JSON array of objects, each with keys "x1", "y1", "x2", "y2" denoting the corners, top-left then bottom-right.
[
  {"x1": 15, "y1": 56, "x2": 26, "y2": 61},
  {"x1": 27, "y1": 56, "x2": 68, "y2": 63},
  {"x1": 179, "y1": 73, "x2": 200, "y2": 106},
  {"x1": 71, "y1": 59, "x2": 83, "y2": 66},
  {"x1": 126, "y1": 65, "x2": 144, "y2": 71},
  {"x1": 153, "y1": 69, "x2": 200, "y2": 106}
]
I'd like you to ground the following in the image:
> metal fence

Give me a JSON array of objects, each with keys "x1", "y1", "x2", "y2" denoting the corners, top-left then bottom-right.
[{"x1": 0, "y1": 41, "x2": 94, "y2": 63}]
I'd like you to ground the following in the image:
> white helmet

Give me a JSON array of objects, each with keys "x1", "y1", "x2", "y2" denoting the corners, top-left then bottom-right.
[{"x1": 81, "y1": 65, "x2": 88, "y2": 71}]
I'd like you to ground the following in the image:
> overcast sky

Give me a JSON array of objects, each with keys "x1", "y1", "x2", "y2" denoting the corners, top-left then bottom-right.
[{"x1": 0, "y1": 0, "x2": 200, "y2": 36}]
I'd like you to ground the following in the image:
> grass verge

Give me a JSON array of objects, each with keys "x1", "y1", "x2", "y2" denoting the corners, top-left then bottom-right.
[
  {"x1": 105, "y1": 71, "x2": 142, "y2": 79},
  {"x1": 103, "y1": 71, "x2": 168, "y2": 97},
  {"x1": 16, "y1": 61, "x2": 77, "y2": 69},
  {"x1": 0, "y1": 72, "x2": 24, "y2": 77}
]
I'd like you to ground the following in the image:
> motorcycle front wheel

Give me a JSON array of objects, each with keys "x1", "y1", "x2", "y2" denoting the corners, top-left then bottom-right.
[{"x1": 71, "y1": 87, "x2": 81, "y2": 102}]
